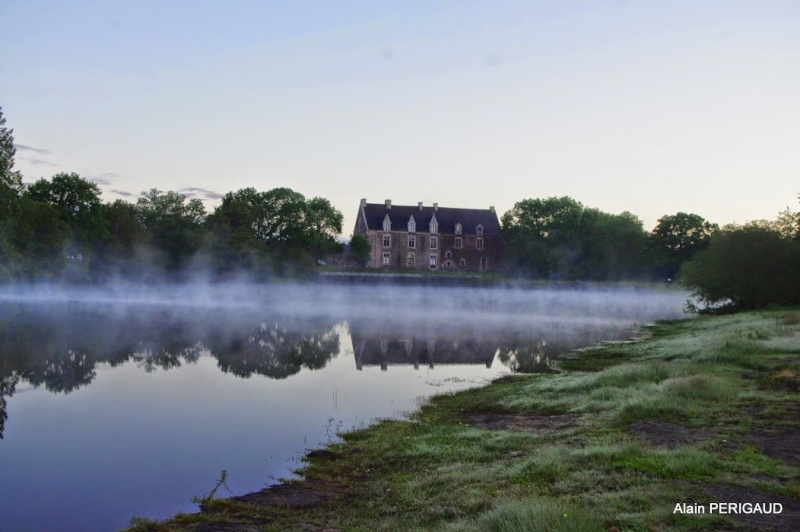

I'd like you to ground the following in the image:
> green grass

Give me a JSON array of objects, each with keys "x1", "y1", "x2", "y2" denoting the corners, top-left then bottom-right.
[{"x1": 126, "y1": 308, "x2": 800, "y2": 531}]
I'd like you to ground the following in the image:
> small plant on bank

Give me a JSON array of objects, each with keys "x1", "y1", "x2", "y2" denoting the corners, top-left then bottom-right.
[{"x1": 190, "y1": 469, "x2": 231, "y2": 505}]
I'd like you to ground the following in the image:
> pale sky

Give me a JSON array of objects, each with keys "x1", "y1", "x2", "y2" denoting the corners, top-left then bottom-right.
[{"x1": 2, "y1": 0, "x2": 798, "y2": 234}]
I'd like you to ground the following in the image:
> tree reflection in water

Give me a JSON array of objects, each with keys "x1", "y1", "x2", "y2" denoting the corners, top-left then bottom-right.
[
  {"x1": 0, "y1": 303, "x2": 342, "y2": 438},
  {"x1": 210, "y1": 318, "x2": 340, "y2": 379},
  {"x1": 0, "y1": 300, "x2": 641, "y2": 439}
]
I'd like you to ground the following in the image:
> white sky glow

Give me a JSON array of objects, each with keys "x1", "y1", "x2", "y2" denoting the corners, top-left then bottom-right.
[{"x1": 2, "y1": 0, "x2": 798, "y2": 233}]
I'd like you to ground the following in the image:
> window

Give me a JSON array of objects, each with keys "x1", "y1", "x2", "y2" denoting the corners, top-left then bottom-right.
[
  {"x1": 407, "y1": 235, "x2": 416, "y2": 248},
  {"x1": 429, "y1": 254, "x2": 437, "y2": 269},
  {"x1": 407, "y1": 253, "x2": 416, "y2": 267},
  {"x1": 476, "y1": 224, "x2": 484, "y2": 236},
  {"x1": 455, "y1": 223, "x2": 462, "y2": 235},
  {"x1": 382, "y1": 252, "x2": 390, "y2": 265},
  {"x1": 444, "y1": 260, "x2": 454, "y2": 269},
  {"x1": 454, "y1": 237, "x2": 462, "y2": 249},
  {"x1": 445, "y1": 251, "x2": 452, "y2": 258},
  {"x1": 383, "y1": 234, "x2": 391, "y2": 247},
  {"x1": 383, "y1": 214, "x2": 392, "y2": 232},
  {"x1": 408, "y1": 216, "x2": 416, "y2": 233},
  {"x1": 429, "y1": 215, "x2": 438, "y2": 234},
  {"x1": 430, "y1": 236, "x2": 438, "y2": 249},
  {"x1": 476, "y1": 237, "x2": 484, "y2": 250},
  {"x1": 459, "y1": 258, "x2": 466, "y2": 267},
  {"x1": 480, "y1": 257, "x2": 488, "y2": 271}
]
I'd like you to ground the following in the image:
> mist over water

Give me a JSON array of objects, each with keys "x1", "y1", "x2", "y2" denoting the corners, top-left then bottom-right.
[
  {"x1": 0, "y1": 280, "x2": 685, "y2": 321},
  {"x1": 0, "y1": 282, "x2": 686, "y2": 531}
]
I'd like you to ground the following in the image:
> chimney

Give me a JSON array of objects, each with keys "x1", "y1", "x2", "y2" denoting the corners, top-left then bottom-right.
[
  {"x1": 360, "y1": 198, "x2": 367, "y2": 208},
  {"x1": 418, "y1": 202, "x2": 423, "y2": 211},
  {"x1": 385, "y1": 199, "x2": 391, "y2": 209},
  {"x1": 433, "y1": 202, "x2": 438, "y2": 211},
  {"x1": 489, "y1": 206, "x2": 495, "y2": 213}
]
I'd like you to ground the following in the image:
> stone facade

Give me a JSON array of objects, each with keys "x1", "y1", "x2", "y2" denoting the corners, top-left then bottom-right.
[{"x1": 353, "y1": 199, "x2": 504, "y2": 272}]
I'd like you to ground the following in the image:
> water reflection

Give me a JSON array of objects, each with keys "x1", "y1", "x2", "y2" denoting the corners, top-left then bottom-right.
[
  {"x1": 210, "y1": 319, "x2": 340, "y2": 379},
  {"x1": 0, "y1": 285, "x2": 688, "y2": 530},
  {"x1": 0, "y1": 304, "x2": 343, "y2": 439},
  {"x1": 0, "y1": 301, "x2": 649, "y2": 439},
  {"x1": 347, "y1": 316, "x2": 637, "y2": 374}
]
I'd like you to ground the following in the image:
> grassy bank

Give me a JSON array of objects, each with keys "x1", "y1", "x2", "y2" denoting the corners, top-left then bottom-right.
[{"x1": 128, "y1": 309, "x2": 800, "y2": 531}]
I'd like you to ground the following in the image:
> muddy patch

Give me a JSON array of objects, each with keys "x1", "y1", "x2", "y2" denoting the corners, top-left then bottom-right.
[
  {"x1": 226, "y1": 479, "x2": 341, "y2": 508},
  {"x1": 631, "y1": 420, "x2": 715, "y2": 449},
  {"x1": 463, "y1": 412, "x2": 580, "y2": 433},
  {"x1": 698, "y1": 482, "x2": 800, "y2": 530},
  {"x1": 733, "y1": 406, "x2": 800, "y2": 466},
  {"x1": 747, "y1": 428, "x2": 800, "y2": 467}
]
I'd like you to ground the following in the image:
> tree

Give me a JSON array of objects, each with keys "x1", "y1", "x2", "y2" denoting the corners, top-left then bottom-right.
[
  {"x1": 207, "y1": 187, "x2": 344, "y2": 275},
  {"x1": 574, "y1": 210, "x2": 648, "y2": 280},
  {"x1": 648, "y1": 212, "x2": 718, "y2": 280},
  {"x1": 8, "y1": 197, "x2": 71, "y2": 279},
  {"x1": 258, "y1": 187, "x2": 310, "y2": 246},
  {"x1": 0, "y1": 108, "x2": 23, "y2": 278},
  {"x1": 305, "y1": 196, "x2": 344, "y2": 259},
  {"x1": 349, "y1": 235, "x2": 371, "y2": 267},
  {"x1": 0, "y1": 107, "x2": 23, "y2": 192},
  {"x1": 501, "y1": 196, "x2": 584, "y2": 277},
  {"x1": 90, "y1": 200, "x2": 148, "y2": 279},
  {"x1": 501, "y1": 196, "x2": 650, "y2": 280},
  {"x1": 680, "y1": 226, "x2": 800, "y2": 309},
  {"x1": 136, "y1": 189, "x2": 207, "y2": 272},
  {"x1": 26, "y1": 173, "x2": 109, "y2": 250},
  {"x1": 206, "y1": 187, "x2": 272, "y2": 273},
  {"x1": 796, "y1": 193, "x2": 800, "y2": 240}
]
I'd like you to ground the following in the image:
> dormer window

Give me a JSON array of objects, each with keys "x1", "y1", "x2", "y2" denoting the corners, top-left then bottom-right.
[
  {"x1": 476, "y1": 224, "x2": 484, "y2": 236},
  {"x1": 455, "y1": 223, "x2": 462, "y2": 235},
  {"x1": 429, "y1": 214, "x2": 438, "y2": 234},
  {"x1": 383, "y1": 214, "x2": 392, "y2": 232},
  {"x1": 408, "y1": 215, "x2": 416, "y2": 233}
]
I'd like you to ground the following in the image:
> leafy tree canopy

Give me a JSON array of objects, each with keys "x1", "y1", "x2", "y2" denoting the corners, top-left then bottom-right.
[
  {"x1": 680, "y1": 226, "x2": 800, "y2": 309},
  {"x1": 349, "y1": 234, "x2": 371, "y2": 268},
  {"x1": 0, "y1": 107, "x2": 23, "y2": 193},
  {"x1": 208, "y1": 187, "x2": 344, "y2": 260},
  {"x1": 502, "y1": 197, "x2": 648, "y2": 280},
  {"x1": 26, "y1": 172, "x2": 103, "y2": 215},
  {"x1": 136, "y1": 188, "x2": 205, "y2": 229},
  {"x1": 649, "y1": 212, "x2": 718, "y2": 279},
  {"x1": 135, "y1": 189, "x2": 207, "y2": 271},
  {"x1": 26, "y1": 172, "x2": 109, "y2": 250}
]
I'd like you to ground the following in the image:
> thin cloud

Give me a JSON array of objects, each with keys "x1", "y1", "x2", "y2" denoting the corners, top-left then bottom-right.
[
  {"x1": 14, "y1": 144, "x2": 50, "y2": 155},
  {"x1": 111, "y1": 189, "x2": 137, "y2": 198},
  {"x1": 21, "y1": 156, "x2": 58, "y2": 167},
  {"x1": 86, "y1": 172, "x2": 122, "y2": 185},
  {"x1": 178, "y1": 187, "x2": 223, "y2": 200}
]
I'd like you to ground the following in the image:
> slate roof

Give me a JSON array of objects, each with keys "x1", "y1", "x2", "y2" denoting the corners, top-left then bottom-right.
[{"x1": 361, "y1": 203, "x2": 501, "y2": 236}]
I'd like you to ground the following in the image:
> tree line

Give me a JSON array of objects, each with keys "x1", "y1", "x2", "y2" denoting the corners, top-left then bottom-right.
[
  {"x1": 1, "y1": 108, "x2": 346, "y2": 281},
  {"x1": 2, "y1": 107, "x2": 799, "y2": 308},
  {"x1": 501, "y1": 195, "x2": 800, "y2": 309}
]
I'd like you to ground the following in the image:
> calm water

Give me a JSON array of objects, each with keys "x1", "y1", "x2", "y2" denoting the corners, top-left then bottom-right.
[{"x1": 0, "y1": 283, "x2": 686, "y2": 531}]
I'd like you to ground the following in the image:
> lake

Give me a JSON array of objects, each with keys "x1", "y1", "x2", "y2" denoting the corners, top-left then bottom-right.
[{"x1": 0, "y1": 283, "x2": 686, "y2": 531}]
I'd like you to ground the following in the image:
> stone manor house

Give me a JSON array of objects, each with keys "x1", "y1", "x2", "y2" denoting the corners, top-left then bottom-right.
[{"x1": 353, "y1": 199, "x2": 504, "y2": 272}]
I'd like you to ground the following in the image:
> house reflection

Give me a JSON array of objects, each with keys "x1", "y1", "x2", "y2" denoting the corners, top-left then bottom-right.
[
  {"x1": 346, "y1": 316, "x2": 633, "y2": 374},
  {"x1": 351, "y1": 333, "x2": 496, "y2": 371}
]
